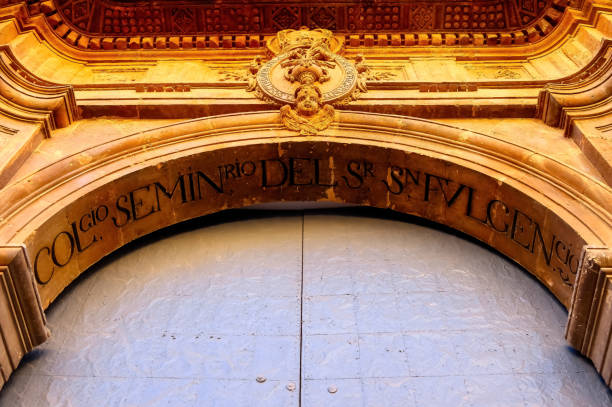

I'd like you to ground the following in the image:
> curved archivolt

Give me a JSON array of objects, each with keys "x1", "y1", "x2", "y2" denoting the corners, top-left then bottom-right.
[{"x1": 0, "y1": 111, "x2": 609, "y2": 310}]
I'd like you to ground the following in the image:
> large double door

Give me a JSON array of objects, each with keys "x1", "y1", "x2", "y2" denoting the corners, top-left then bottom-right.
[{"x1": 0, "y1": 210, "x2": 609, "y2": 406}]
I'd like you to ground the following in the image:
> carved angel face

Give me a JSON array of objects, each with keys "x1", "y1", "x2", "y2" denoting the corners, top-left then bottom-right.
[{"x1": 295, "y1": 86, "x2": 321, "y2": 116}]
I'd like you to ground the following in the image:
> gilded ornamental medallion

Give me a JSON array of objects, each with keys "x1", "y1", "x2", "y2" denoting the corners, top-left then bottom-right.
[{"x1": 246, "y1": 27, "x2": 370, "y2": 135}]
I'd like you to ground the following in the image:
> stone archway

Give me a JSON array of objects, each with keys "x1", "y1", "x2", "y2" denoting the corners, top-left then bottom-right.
[{"x1": 0, "y1": 111, "x2": 611, "y2": 387}]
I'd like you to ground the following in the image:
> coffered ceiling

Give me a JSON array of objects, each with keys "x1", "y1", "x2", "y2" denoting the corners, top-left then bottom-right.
[{"x1": 52, "y1": 0, "x2": 562, "y2": 35}]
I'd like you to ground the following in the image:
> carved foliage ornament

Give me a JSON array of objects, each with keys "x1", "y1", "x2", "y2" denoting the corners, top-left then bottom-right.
[{"x1": 246, "y1": 27, "x2": 371, "y2": 135}]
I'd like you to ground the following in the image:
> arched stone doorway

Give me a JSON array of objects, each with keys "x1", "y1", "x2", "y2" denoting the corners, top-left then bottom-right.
[
  {"x1": 5, "y1": 113, "x2": 610, "y2": 305},
  {"x1": 0, "y1": 0, "x2": 610, "y2": 398},
  {"x1": 1, "y1": 112, "x2": 611, "y2": 394},
  {"x1": 2, "y1": 208, "x2": 612, "y2": 405}
]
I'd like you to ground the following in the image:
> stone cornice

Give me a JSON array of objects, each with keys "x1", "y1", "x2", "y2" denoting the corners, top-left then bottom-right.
[
  {"x1": 4, "y1": 0, "x2": 605, "y2": 55},
  {"x1": 535, "y1": 38, "x2": 611, "y2": 186},
  {"x1": 538, "y1": 38, "x2": 612, "y2": 132},
  {"x1": 0, "y1": 0, "x2": 605, "y2": 66},
  {"x1": 0, "y1": 44, "x2": 78, "y2": 186},
  {"x1": 0, "y1": 45, "x2": 78, "y2": 131}
]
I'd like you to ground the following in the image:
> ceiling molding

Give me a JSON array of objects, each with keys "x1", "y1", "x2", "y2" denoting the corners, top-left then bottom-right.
[
  {"x1": 18, "y1": 0, "x2": 573, "y2": 51},
  {"x1": 48, "y1": 0, "x2": 560, "y2": 35},
  {"x1": 0, "y1": 0, "x2": 606, "y2": 62},
  {"x1": 537, "y1": 39, "x2": 612, "y2": 133}
]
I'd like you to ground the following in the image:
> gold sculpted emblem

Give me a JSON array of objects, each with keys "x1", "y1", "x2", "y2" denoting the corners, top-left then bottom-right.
[
  {"x1": 280, "y1": 85, "x2": 335, "y2": 135},
  {"x1": 246, "y1": 27, "x2": 373, "y2": 135}
]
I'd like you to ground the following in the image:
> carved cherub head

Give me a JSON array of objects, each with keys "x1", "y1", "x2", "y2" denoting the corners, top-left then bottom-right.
[{"x1": 295, "y1": 84, "x2": 322, "y2": 117}]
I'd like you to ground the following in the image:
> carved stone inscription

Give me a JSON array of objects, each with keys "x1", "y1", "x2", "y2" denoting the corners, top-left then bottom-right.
[{"x1": 28, "y1": 142, "x2": 582, "y2": 307}]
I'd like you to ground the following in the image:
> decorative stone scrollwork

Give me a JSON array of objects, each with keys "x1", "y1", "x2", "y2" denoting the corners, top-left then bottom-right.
[
  {"x1": 244, "y1": 27, "x2": 374, "y2": 135},
  {"x1": 246, "y1": 56, "x2": 263, "y2": 92},
  {"x1": 218, "y1": 56, "x2": 262, "y2": 92},
  {"x1": 280, "y1": 38, "x2": 336, "y2": 84}
]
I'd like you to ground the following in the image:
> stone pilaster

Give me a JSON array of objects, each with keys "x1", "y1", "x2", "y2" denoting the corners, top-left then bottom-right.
[
  {"x1": 566, "y1": 247, "x2": 612, "y2": 386},
  {"x1": 0, "y1": 246, "x2": 49, "y2": 390}
]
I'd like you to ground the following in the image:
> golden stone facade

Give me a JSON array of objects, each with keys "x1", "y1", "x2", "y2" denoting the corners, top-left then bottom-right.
[{"x1": 0, "y1": 0, "x2": 610, "y2": 398}]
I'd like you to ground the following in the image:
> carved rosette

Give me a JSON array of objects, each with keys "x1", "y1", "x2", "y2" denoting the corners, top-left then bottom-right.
[{"x1": 245, "y1": 27, "x2": 370, "y2": 135}]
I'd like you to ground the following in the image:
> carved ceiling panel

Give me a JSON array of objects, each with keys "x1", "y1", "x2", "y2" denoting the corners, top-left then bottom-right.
[{"x1": 49, "y1": 0, "x2": 560, "y2": 35}]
